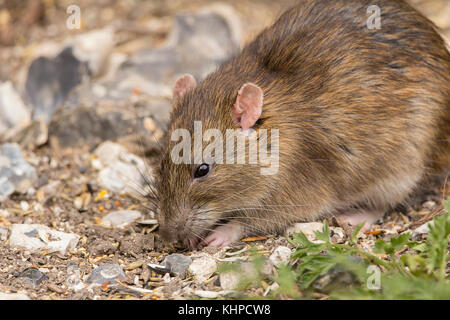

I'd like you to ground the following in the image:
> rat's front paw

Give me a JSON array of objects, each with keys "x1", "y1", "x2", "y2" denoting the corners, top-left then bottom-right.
[{"x1": 203, "y1": 222, "x2": 243, "y2": 247}]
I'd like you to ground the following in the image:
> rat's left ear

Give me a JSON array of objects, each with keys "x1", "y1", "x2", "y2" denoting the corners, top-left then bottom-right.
[
  {"x1": 173, "y1": 74, "x2": 197, "y2": 102},
  {"x1": 231, "y1": 83, "x2": 263, "y2": 131}
]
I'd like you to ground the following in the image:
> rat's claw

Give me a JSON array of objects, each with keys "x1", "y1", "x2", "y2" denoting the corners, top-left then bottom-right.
[{"x1": 202, "y1": 222, "x2": 243, "y2": 247}]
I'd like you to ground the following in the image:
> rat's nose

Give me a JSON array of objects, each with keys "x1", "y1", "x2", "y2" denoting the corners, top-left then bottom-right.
[{"x1": 159, "y1": 225, "x2": 177, "y2": 243}]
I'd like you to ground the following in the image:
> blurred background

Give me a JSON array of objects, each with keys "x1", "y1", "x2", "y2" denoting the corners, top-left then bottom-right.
[{"x1": 0, "y1": 0, "x2": 448, "y2": 189}]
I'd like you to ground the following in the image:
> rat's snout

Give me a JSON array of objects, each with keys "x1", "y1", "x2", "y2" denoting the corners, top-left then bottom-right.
[
  {"x1": 158, "y1": 207, "x2": 195, "y2": 244},
  {"x1": 159, "y1": 224, "x2": 178, "y2": 243}
]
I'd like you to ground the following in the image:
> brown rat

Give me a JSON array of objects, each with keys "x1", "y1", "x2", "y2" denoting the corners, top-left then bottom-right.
[{"x1": 154, "y1": 0, "x2": 450, "y2": 248}]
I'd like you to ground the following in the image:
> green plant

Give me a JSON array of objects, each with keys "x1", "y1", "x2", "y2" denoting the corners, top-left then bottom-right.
[{"x1": 219, "y1": 198, "x2": 450, "y2": 299}]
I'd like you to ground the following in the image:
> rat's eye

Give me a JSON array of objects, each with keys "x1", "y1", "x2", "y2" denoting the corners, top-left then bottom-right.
[{"x1": 194, "y1": 163, "x2": 210, "y2": 178}]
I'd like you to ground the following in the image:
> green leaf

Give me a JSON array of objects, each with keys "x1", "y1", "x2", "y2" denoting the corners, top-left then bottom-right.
[
  {"x1": 400, "y1": 254, "x2": 426, "y2": 274},
  {"x1": 351, "y1": 223, "x2": 364, "y2": 244},
  {"x1": 374, "y1": 233, "x2": 410, "y2": 255},
  {"x1": 314, "y1": 220, "x2": 331, "y2": 243},
  {"x1": 443, "y1": 197, "x2": 450, "y2": 214}
]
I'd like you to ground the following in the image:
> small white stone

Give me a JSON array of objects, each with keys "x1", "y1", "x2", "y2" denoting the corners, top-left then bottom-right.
[
  {"x1": 0, "y1": 292, "x2": 30, "y2": 300},
  {"x1": 0, "y1": 81, "x2": 31, "y2": 136},
  {"x1": 162, "y1": 273, "x2": 171, "y2": 284},
  {"x1": 413, "y1": 221, "x2": 434, "y2": 235},
  {"x1": 0, "y1": 209, "x2": 9, "y2": 218},
  {"x1": 189, "y1": 255, "x2": 217, "y2": 283},
  {"x1": 331, "y1": 227, "x2": 345, "y2": 239},
  {"x1": 20, "y1": 201, "x2": 30, "y2": 211},
  {"x1": 422, "y1": 201, "x2": 436, "y2": 211},
  {"x1": 94, "y1": 141, "x2": 152, "y2": 195},
  {"x1": 9, "y1": 224, "x2": 80, "y2": 255},
  {"x1": 73, "y1": 197, "x2": 84, "y2": 210},
  {"x1": 100, "y1": 210, "x2": 142, "y2": 228},
  {"x1": 91, "y1": 158, "x2": 103, "y2": 170},
  {"x1": 194, "y1": 290, "x2": 232, "y2": 299},
  {"x1": 269, "y1": 246, "x2": 292, "y2": 268},
  {"x1": 219, "y1": 271, "x2": 240, "y2": 291},
  {"x1": 263, "y1": 282, "x2": 279, "y2": 297},
  {"x1": 0, "y1": 227, "x2": 8, "y2": 241},
  {"x1": 285, "y1": 222, "x2": 325, "y2": 243}
]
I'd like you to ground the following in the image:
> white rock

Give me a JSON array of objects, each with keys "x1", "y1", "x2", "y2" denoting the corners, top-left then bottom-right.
[
  {"x1": 69, "y1": 27, "x2": 115, "y2": 77},
  {"x1": 162, "y1": 273, "x2": 171, "y2": 284},
  {"x1": 94, "y1": 141, "x2": 152, "y2": 195},
  {"x1": 263, "y1": 282, "x2": 279, "y2": 297},
  {"x1": 0, "y1": 143, "x2": 37, "y2": 200},
  {"x1": 9, "y1": 224, "x2": 80, "y2": 255},
  {"x1": 0, "y1": 292, "x2": 30, "y2": 300},
  {"x1": 413, "y1": 221, "x2": 434, "y2": 235},
  {"x1": 0, "y1": 209, "x2": 9, "y2": 218},
  {"x1": 219, "y1": 271, "x2": 240, "y2": 291},
  {"x1": 100, "y1": 210, "x2": 142, "y2": 228},
  {"x1": 0, "y1": 227, "x2": 8, "y2": 241},
  {"x1": 194, "y1": 290, "x2": 232, "y2": 299},
  {"x1": 95, "y1": 141, "x2": 128, "y2": 167},
  {"x1": 20, "y1": 201, "x2": 30, "y2": 211},
  {"x1": 331, "y1": 226, "x2": 345, "y2": 239},
  {"x1": 285, "y1": 222, "x2": 325, "y2": 243},
  {"x1": 188, "y1": 255, "x2": 217, "y2": 283},
  {"x1": 422, "y1": 201, "x2": 436, "y2": 211},
  {"x1": 269, "y1": 246, "x2": 292, "y2": 268},
  {"x1": 0, "y1": 82, "x2": 31, "y2": 136}
]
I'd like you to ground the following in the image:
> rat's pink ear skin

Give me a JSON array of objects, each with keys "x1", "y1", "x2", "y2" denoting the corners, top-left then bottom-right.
[
  {"x1": 231, "y1": 83, "x2": 263, "y2": 131},
  {"x1": 173, "y1": 74, "x2": 197, "y2": 101}
]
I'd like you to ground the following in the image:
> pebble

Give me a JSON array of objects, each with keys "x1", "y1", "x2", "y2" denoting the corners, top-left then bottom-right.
[
  {"x1": 412, "y1": 221, "x2": 434, "y2": 235},
  {"x1": 0, "y1": 81, "x2": 31, "y2": 136},
  {"x1": 0, "y1": 143, "x2": 37, "y2": 200},
  {"x1": 9, "y1": 119, "x2": 48, "y2": 150},
  {"x1": 100, "y1": 210, "x2": 142, "y2": 228},
  {"x1": 164, "y1": 254, "x2": 192, "y2": 279},
  {"x1": 263, "y1": 282, "x2": 279, "y2": 297},
  {"x1": 69, "y1": 27, "x2": 115, "y2": 77},
  {"x1": 268, "y1": 246, "x2": 292, "y2": 268},
  {"x1": 188, "y1": 255, "x2": 217, "y2": 283},
  {"x1": 0, "y1": 292, "x2": 30, "y2": 300},
  {"x1": 193, "y1": 290, "x2": 233, "y2": 299},
  {"x1": 86, "y1": 264, "x2": 126, "y2": 287},
  {"x1": 9, "y1": 224, "x2": 80, "y2": 255},
  {"x1": 66, "y1": 263, "x2": 85, "y2": 292},
  {"x1": 285, "y1": 222, "x2": 325, "y2": 243},
  {"x1": 94, "y1": 141, "x2": 152, "y2": 195},
  {"x1": 422, "y1": 200, "x2": 436, "y2": 211},
  {"x1": 25, "y1": 47, "x2": 88, "y2": 123},
  {"x1": 0, "y1": 227, "x2": 7, "y2": 241},
  {"x1": 219, "y1": 271, "x2": 241, "y2": 291},
  {"x1": 19, "y1": 267, "x2": 48, "y2": 287}
]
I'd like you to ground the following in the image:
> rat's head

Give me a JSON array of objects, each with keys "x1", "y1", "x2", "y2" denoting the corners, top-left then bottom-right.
[{"x1": 156, "y1": 73, "x2": 278, "y2": 247}]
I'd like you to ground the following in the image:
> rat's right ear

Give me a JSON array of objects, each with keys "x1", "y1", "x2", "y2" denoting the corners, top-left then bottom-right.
[
  {"x1": 173, "y1": 74, "x2": 197, "y2": 102},
  {"x1": 231, "y1": 83, "x2": 263, "y2": 131}
]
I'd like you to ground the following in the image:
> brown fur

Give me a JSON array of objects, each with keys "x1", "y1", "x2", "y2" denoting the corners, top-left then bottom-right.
[{"x1": 155, "y1": 0, "x2": 450, "y2": 243}]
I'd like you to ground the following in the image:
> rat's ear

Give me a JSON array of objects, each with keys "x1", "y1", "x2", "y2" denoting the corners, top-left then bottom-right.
[
  {"x1": 231, "y1": 83, "x2": 263, "y2": 131},
  {"x1": 173, "y1": 74, "x2": 197, "y2": 102}
]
